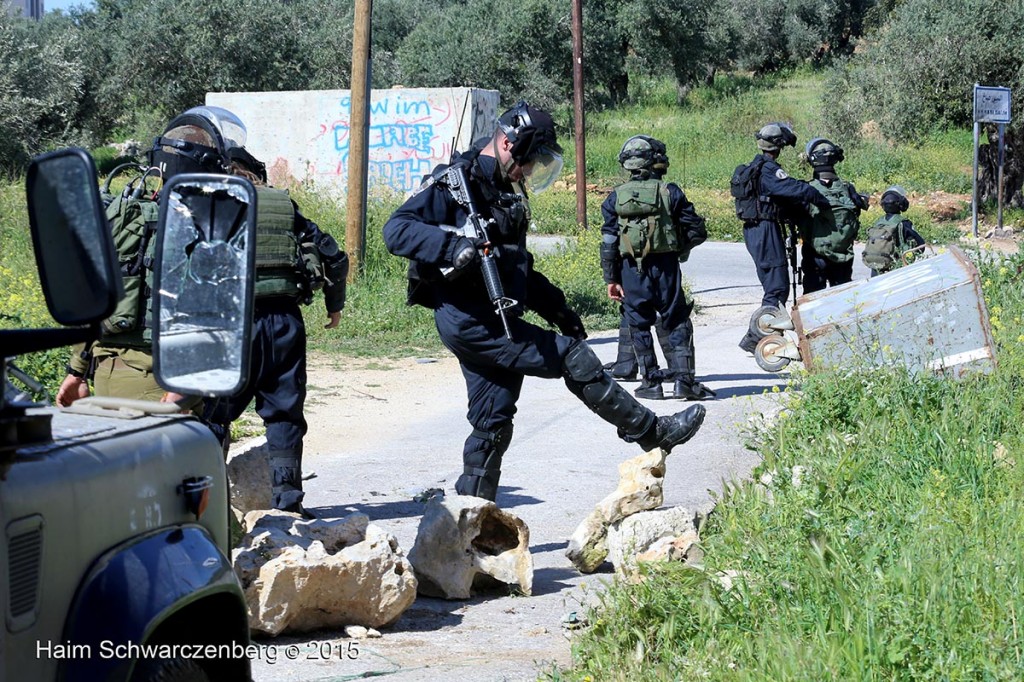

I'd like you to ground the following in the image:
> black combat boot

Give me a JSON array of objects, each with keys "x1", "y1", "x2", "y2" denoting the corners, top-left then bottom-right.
[
  {"x1": 454, "y1": 424, "x2": 512, "y2": 502},
  {"x1": 738, "y1": 330, "x2": 760, "y2": 354},
  {"x1": 269, "y1": 449, "x2": 308, "y2": 516},
  {"x1": 634, "y1": 361, "x2": 665, "y2": 400},
  {"x1": 562, "y1": 342, "x2": 706, "y2": 455},
  {"x1": 632, "y1": 328, "x2": 664, "y2": 400},
  {"x1": 667, "y1": 347, "x2": 716, "y2": 400},
  {"x1": 635, "y1": 404, "x2": 707, "y2": 453},
  {"x1": 602, "y1": 316, "x2": 638, "y2": 381}
]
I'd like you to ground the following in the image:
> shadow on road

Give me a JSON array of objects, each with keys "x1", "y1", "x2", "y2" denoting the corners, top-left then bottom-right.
[
  {"x1": 530, "y1": 541, "x2": 568, "y2": 554},
  {"x1": 390, "y1": 599, "x2": 466, "y2": 633},
  {"x1": 313, "y1": 499, "x2": 428, "y2": 522},
  {"x1": 712, "y1": 382, "x2": 789, "y2": 399},
  {"x1": 531, "y1": 567, "x2": 583, "y2": 596},
  {"x1": 700, "y1": 372, "x2": 786, "y2": 382},
  {"x1": 692, "y1": 283, "x2": 764, "y2": 295},
  {"x1": 496, "y1": 487, "x2": 544, "y2": 509}
]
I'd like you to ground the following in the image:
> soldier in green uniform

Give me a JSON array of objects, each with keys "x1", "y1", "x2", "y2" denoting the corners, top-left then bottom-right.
[{"x1": 798, "y1": 138, "x2": 869, "y2": 294}]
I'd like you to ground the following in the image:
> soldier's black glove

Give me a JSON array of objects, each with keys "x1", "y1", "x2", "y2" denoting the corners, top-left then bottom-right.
[
  {"x1": 450, "y1": 236, "x2": 487, "y2": 270},
  {"x1": 553, "y1": 307, "x2": 587, "y2": 340}
]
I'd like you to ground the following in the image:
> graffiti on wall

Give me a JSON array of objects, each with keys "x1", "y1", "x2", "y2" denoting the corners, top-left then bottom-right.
[{"x1": 316, "y1": 91, "x2": 488, "y2": 194}]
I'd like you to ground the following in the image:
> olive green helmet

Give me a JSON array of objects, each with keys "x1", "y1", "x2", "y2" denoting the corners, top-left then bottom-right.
[
  {"x1": 755, "y1": 122, "x2": 797, "y2": 152},
  {"x1": 881, "y1": 186, "x2": 910, "y2": 214},
  {"x1": 618, "y1": 135, "x2": 669, "y2": 172}
]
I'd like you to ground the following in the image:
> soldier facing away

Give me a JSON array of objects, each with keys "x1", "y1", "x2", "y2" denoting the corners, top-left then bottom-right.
[
  {"x1": 600, "y1": 135, "x2": 715, "y2": 401},
  {"x1": 798, "y1": 137, "x2": 869, "y2": 294}
]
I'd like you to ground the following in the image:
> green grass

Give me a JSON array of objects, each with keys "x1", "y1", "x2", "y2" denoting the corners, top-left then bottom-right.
[{"x1": 558, "y1": 249, "x2": 1024, "y2": 681}]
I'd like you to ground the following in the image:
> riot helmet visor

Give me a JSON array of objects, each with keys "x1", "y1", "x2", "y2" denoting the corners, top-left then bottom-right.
[
  {"x1": 182, "y1": 106, "x2": 248, "y2": 150},
  {"x1": 521, "y1": 145, "x2": 563, "y2": 193}
]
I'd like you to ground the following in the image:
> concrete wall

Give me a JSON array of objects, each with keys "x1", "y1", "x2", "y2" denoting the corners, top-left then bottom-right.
[{"x1": 206, "y1": 87, "x2": 500, "y2": 197}]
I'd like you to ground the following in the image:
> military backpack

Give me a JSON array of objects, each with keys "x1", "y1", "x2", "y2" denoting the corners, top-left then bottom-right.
[
  {"x1": 253, "y1": 186, "x2": 331, "y2": 304},
  {"x1": 730, "y1": 157, "x2": 771, "y2": 222},
  {"x1": 802, "y1": 179, "x2": 861, "y2": 263},
  {"x1": 862, "y1": 213, "x2": 906, "y2": 272},
  {"x1": 614, "y1": 178, "x2": 679, "y2": 262},
  {"x1": 101, "y1": 190, "x2": 160, "y2": 346}
]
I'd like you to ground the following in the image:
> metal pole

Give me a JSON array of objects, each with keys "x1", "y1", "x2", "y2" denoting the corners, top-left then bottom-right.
[
  {"x1": 972, "y1": 119, "x2": 980, "y2": 238},
  {"x1": 997, "y1": 122, "x2": 1005, "y2": 230},
  {"x1": 346, "y1": 0, "x2": 372, "y2": 282},
  {"x1": 570, "y1": 0, "x2": 587, "y2": 229}
]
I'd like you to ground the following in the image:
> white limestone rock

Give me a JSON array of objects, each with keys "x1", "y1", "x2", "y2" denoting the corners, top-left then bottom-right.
[{"x1": 408, "y1": 495, "x2": 533, "y2": 599}]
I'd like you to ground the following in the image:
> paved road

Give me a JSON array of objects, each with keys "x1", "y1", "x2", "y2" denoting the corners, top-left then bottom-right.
[{"x1": 249, "y1": 241, "x2": 869, "y2": 681}]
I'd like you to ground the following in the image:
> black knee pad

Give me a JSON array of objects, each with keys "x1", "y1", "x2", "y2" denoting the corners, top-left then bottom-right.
[{"x1": 562, "y1": 340, "x2": 603, "y2": 382}]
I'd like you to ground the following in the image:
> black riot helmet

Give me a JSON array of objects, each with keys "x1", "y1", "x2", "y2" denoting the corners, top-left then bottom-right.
[
  {"x1": 755, "y1": 122, "x2": 798, "y2": 152},
  {"x1": 881, "y1": 186, "x2": 910, "y2": 214},
  {"x1": 618, "y1": 135, "x2": 670, "y2": 174},
  {"x1": 148, "y1": 106, "x2": 248, "y2": 181},
  {"x1": 805, "y1": 137, "x2": 845, "y2": 167},
  {"x1": 495, "y1": 101, "x2": 564, "y2": 192}
]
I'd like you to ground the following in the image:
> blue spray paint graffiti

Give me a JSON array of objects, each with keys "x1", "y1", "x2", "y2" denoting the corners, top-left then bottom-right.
[{"x1": 323, "y1": 94, "x2": 447, "y2": 193}]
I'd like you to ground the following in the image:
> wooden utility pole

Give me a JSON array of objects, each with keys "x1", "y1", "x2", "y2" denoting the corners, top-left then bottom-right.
[
  {"x1": 345, "y1": 0, "x2": 372, "y2": 281},
  {"x1": 570, "y1": 0, "x2": 587, "y2": 229}
]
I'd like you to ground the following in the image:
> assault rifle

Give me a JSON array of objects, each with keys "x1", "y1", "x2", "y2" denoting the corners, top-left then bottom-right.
[
  {"x1": 782, "y1": 219, "x2": 802, "y2": 305},
  {"x1": 446, "y1": 164, "x2": 517, "y2": 340}
]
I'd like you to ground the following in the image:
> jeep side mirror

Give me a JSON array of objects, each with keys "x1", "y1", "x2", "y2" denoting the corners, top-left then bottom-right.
[
  {"x1": 153, "y1": 174, "x2": 256, "y2": 397},
  {"x1": 25, "y1": 147, "x2": 121, "y2": 326}
]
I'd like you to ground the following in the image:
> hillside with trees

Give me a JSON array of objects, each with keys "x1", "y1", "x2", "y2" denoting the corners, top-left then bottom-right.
[{"x1": 4, "y1": 0, "x2": 1019, "y2": 202}]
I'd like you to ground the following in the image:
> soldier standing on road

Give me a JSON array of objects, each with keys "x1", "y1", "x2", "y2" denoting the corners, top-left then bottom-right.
[
  {"x1": 189, "y1": 111, "x2": 350, "y2": 515},
  {"x1": 600, "y1": 135, "x2": 715, "y2": 401},
  {"x1": 383, "y1": 102, "x2": 706, "y2": 502},
  {"x1": 798, "y1": 138, "x2": 869, "y2": 294},
  {"x1": 735, "y1": 122, "x2": 830, "y2": 354}
]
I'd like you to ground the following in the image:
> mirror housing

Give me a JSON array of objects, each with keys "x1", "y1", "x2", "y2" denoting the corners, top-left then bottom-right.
[
  {"x1": 25, "y1": 147, "x2": 122, "y2": 326},
  {"x1": 153, "y1": 174, "x2": 256, "y2": 397}
]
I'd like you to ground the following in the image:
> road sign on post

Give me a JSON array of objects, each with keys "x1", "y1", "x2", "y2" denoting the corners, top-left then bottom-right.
[
  {"x1": 972, "y1": 85, "x2": 1012, "y2": 237},
  {"x1": 974, "y1": 85, "x2": 1011, "y2": 123}
]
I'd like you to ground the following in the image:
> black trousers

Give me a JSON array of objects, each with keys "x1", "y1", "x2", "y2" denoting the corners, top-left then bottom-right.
[{"x1": 206, "y1": 297, "x2": 308, "y2": 454}]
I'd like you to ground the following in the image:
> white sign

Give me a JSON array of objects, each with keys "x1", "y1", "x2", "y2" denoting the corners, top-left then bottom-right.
[{"x1": 974, "y1": 85, "x2": 1011, "y2": 123}]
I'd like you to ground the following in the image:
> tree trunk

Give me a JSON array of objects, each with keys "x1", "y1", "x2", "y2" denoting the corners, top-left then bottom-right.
[{"x1": 978, "y1": 125, "x2": 1024, "y2": 208}]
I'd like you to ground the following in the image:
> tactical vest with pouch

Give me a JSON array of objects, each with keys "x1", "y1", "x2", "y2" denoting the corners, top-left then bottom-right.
[
  {"x1": 100, "y1": 192, "x2": 160, "y2": 347},
  {"x1": 862, "y1": 213, "x2": 905, "y2": 272},
  {"x1": 253, "y1": 187, "x2": 310, "y2": 300},
  {"x1": 804, "y1": 178, "x2": 861, "y2": 263},
  {"x1": 614, "y1": 178, "x2": 678, "y2": 263}
]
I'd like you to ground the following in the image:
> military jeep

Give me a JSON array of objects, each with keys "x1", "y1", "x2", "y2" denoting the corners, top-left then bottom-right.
[{"x1": 0, "y1": 149, "x2": 258, "y2": 681}]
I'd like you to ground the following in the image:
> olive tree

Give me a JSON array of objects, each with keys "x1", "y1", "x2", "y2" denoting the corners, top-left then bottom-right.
[
  {"x1": 0, "y1": 13, "x2": 86, "y2": 170},
  {"x1": 823, "y1": 0, "x2": 1024, "y2": 203}
]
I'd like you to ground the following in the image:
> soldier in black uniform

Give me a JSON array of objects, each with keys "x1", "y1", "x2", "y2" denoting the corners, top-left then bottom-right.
[
  {"x1": 737, "y1": 122, "x2": 830, "y2": 354},
  {"x1": 600, "y1": 135, "x2": 714, "y2": 401},
  {"x1": 383, "y1": 102, "x2": 706, "y2": 501},
  {"x1": 148, "y1": 107, "x2": 350, "y2": 514}
]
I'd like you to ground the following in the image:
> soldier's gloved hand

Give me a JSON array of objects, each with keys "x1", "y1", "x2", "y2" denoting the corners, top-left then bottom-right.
[
  {"x1": 554, "y1": 308, "x2": 587, "y2": 340},
  {"x1": 56, "y1": 374, "x2": 90, "y2": 407},
  {"x1": 451, "y1": 236, "x2": 487, "y2": 270}
]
